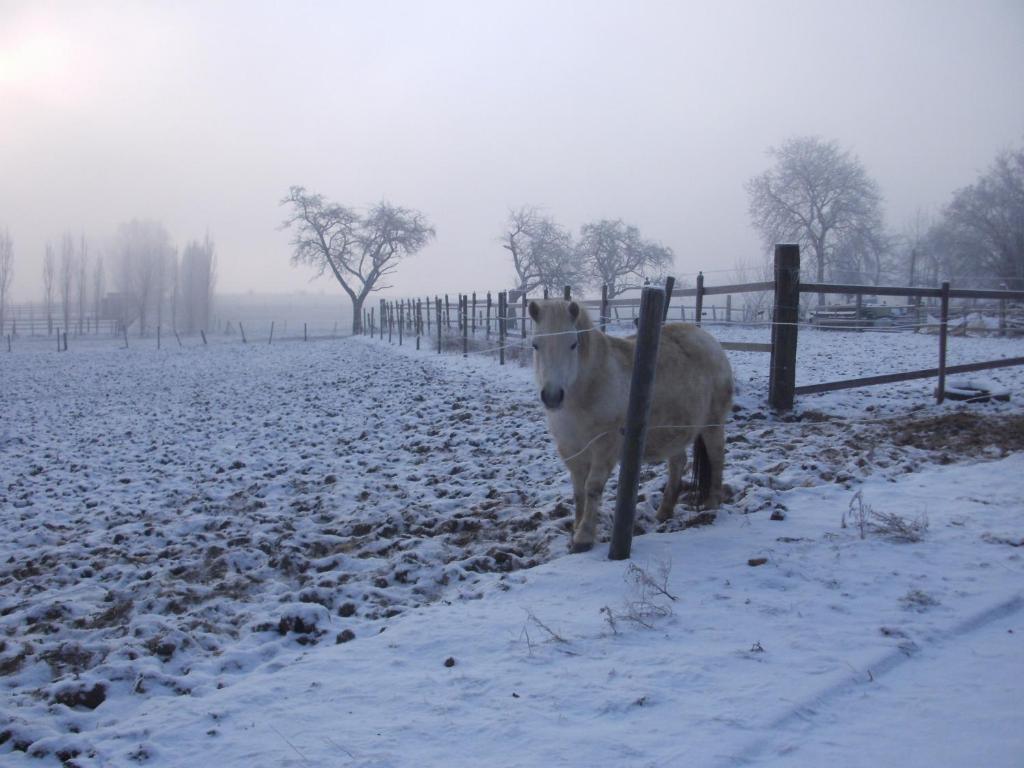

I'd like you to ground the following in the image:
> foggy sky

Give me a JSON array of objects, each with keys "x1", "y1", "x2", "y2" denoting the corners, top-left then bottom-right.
[{"x1": 2, "y1": 0, "x2": 1022, "y2": 302}]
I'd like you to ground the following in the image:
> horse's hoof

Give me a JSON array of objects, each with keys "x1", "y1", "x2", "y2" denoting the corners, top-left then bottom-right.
[
  {"x1": 656, "y1": 510, "x2": 674, "y2": 523},
  {"x1": 570, "y1": 540, "x2": 594, "y2": 554}
]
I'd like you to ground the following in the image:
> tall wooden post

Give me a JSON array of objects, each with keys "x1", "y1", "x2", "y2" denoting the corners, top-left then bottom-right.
[
  {"x1": 521, "y1": 293, "x2": 528, "y2": 338},
  {"x1": 425, "y1": 296, "x2": 431, "y2": 334},
  {"x1": 609, "y1": 286, "x2": 666, "y2": 561},
  {"x1": 662, "y1": 276, "x2": 675, "y2": 321},
  {"x1": 601, "y1": 284, "x2": 609, "y2": 333},
  {"x1": 498, "y1": 291, "x2": 507, "y2": 366},
  {"x1": 855, "y1": 293, "x2": 863, "y2": 331},
  {"x1": 769, "y1": 244, "x2": 800, "y2": 411},
  {"x1": 445, "y1": 294, "x2": 451, "y2": 328},
  {"x1": 398, "y1": 301, "x2": 404, "y2": 346},
  {"x1": 694, "y1": 272, "x2": 705, "y2": 326},
  {"x1": 563, "y1": 286, "x2": 571, "y2": 300},
  {"x1": 726, "y1": 294, "x2": 732, "y2": 323},
  {"x1": 380, "y1": 299, "x2": 385, "y2": 340},
  {"x1": 462, "y1": 295, "x2": 468, "y2": 357},
  {"x1": 937, "y1": 281, "x2": 950, "y2": 404},
  {"x1": 268, "y1": 321, "x2": 275, "y2": 345},
  {"x1": 486, "y1": 292, "x2": 492, "y2": 339},
  {"x1": 436, "y1": 297, "x2": 442, "y2": 353}
]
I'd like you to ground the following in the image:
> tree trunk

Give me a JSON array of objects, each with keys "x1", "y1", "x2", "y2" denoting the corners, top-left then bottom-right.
[{"x1": 351, "y1": 296, "x2": 364, "y2": 335}]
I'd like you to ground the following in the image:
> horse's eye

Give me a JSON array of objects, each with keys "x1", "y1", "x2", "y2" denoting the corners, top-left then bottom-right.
[
  {"x1": 570, "y1": 342, "x2": 578, "y2": 351},
  {"x1": 531, "y1": 343, "x2": 538, "y2": 350}
]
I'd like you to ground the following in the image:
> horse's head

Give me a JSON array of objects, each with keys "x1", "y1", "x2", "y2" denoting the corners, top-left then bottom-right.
[{"x1": 528, "y1": 299, "x2": 588, "y2": 410}]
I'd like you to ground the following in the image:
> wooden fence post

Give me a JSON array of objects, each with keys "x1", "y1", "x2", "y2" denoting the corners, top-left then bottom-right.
[
  {"x1": 462, "y1": 295, "x2": 469, "y2": 357},
  {"x1": 268, "y1": 321, "x2": 275, "y2": 345},
  {"x1": 726, "y1": 294, "x2": 732, "y2": 323},
  {"x1": 472, "y1": 292, "x2": 477, "y2": 334},
  {"x1": 445, "y1": 294, "x2": 451, "y2": 328},
  {"x1": 398, "y1": 301, "x2": 404, "y2": 346},
  {"x1": 240, "y1": 323, "x2": 248, "y2": 344},
  {"x1": 521, "y1": 293, "x2": 528, "y2": 339},
  {"x1": 486, "y1": 292, "x2": 492, "y2": 339},
  {"x1": 769, "y1": 244, "x2": 800, "y2": 411},
  {"x1": 380, "y1": 299, "x2": 386, "y2": 341},
  {"x1": 436, "y1": 297, "x2": 442, "y2": 354},
  {"x1": 609, "y1": 286, "x2": 666, "y2": 561},
  {"x1": 663, "y1": 276, "x2": 675, "y2": 321},
  {"x1": 498, "y1": 291, "x2": 507, "y2": 366},
  {"x1": 999, "y1": 298, "x2": 1007, "y2": 337},
  {"x1": 694, "y1": 272, "x2": 705, "y2": 326},
  {"x1": 563, "y1": 285, "x2": 571, "y2": 300},
  {"x1": 601, "y1": 285, "x2": 609, "y2": 333},
  {"x1": 937, "y1": 281, "x2": 950, "y2": 404},
  {"x1": 201, "y1": 329, "x2": 207, "y2": 346},
  {"x1": 855, "y1": 293, "x2": 863, "y2": 331},
  {"x1": 416, "y1": 299, "x2": 422, "y2": 350},
  {"x1": 157, "y1": 326, "x2": 161, "y2": 350}
]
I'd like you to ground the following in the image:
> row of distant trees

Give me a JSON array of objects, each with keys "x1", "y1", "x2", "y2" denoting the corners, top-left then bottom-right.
[
  {"x1": 746, "y1": 137, "x2": 1024, "y2": 298},
  {"x1": 0, "y1": 222, "x2": 215, "y2": 337},
  {"x1": 283, "y1": 139, "x2": 1024, "y2": 336},
  {"x1": 280, "y1": 188, "x2": 674, "y2": 334}
]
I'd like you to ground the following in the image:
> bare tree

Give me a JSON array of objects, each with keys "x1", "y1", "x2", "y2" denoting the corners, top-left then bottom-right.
[
  {"x1": 282, "y1": 187, "x2": 434, "y2": 334},
  {"x1": 60, "y1": 233, "x2": 75, "y2": 335},
  {"x1": 43, "y1": 244, "x2": 55, "y2": 335},
  {"x1": 115, "y1": 219, "x2": 174, "y2": 336},
  {"x1": 746, "y1": 136, "x2": 884, "y2": 304},
  {"x1": 576, "y1": 219, "x2": 673, "y2": 298},
  {"x1": 732, "y1": 252, "x2": 772, "y2": 322},
  {"x1": 92, "y1": 254, "x2": 105, "y2": 333},
  {"x1": 77, "y1": 235, "x2": 89, "y2": 334},
  {"x1": 929, "y1": 146, "x2": 1024, "y2": 289},
  {"x1": 0, "y1": 229, "x2": 13, "y2": 336},
  {"x1": 178, "y1": 235, "x2": 217, "y2": 334},
  {"x1": 501, "y1": 207, "x2": 581, "y2": 295}
]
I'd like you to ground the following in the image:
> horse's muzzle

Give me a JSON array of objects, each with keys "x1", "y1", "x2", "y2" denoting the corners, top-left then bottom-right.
[{"x1": 540, "y1": 386, "x2": 565, "y2": 410}]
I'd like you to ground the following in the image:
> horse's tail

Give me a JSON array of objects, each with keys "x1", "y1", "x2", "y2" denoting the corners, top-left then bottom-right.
[{"x1": 691, "y1": 434, "x2": 712, "y2": 508}]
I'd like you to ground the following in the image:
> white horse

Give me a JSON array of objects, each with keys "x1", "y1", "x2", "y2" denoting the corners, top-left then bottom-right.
[{"x1": 529, "y1": 299, "x2": 734, "y2": 552}]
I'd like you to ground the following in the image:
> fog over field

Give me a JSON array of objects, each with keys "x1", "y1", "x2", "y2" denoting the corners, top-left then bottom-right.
[{"x1": 1, "y1": 0, "x2": 1022, "y2": 304}]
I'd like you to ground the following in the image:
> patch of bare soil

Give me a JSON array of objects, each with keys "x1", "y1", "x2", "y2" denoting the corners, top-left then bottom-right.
[{"x1": 892, "y1": 413, "x2": 1024, "y2": 455}]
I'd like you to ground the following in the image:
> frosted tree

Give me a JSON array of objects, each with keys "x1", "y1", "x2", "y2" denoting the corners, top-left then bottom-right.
[
  {"x1": 576, "y1": 219, "x2": 673, "y2": 298},
  {"x1": 930, "y1": 146, "x2": 1024, "y2": 289},
  {"x1": 92, "y1": 255, "x2": 105, "y2": 332},
  {"x1": 60, "y1": 233, "x2": 75, "y2": 335},
  {"x1": 178, "y1": 235, "x2": 217, "y2": 333},
  {"x1": 43, "y1": 244, "x2": 55, "y2": 335},
  {"x1": 747, "y1": 136, "x2": 884, "y2": 304},
  {"x1": 77, "y1": 236, "x2": 89, "y2": 334},
  {"x1": 0, "y1": 229, "x2": 12, "y2": 336},
  {"x1": 501, "y1": 207, "x2": 581, "y2": 295},
  {"x1": 282, "y1": 187, "x2": 434, "y2": 335},
  {"x1": 115, "y1": 219, "x2": 175, "y2": 336}
]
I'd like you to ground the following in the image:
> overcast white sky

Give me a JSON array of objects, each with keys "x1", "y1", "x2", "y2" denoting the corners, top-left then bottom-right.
[{"x1": 1, "y1": 0, "x2": 1022, "y2": 302}]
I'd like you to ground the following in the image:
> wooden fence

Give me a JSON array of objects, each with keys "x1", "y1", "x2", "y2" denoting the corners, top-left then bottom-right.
[{"x1": 768, "y1": 245, "x2": 1024, "y2": 409}]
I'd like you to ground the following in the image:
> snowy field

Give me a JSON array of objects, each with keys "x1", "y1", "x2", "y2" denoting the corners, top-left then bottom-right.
[{"x1": 1, "y1": 324, "x2": 1023, "y2": 766}]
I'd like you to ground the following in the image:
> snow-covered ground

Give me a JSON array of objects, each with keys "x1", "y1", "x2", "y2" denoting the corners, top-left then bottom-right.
[{"x1": 1, "y1": 324, "x2": 1023, "y2": 766}]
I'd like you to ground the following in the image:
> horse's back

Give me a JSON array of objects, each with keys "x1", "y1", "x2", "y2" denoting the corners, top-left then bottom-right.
[{"x1": 649, "y1": 323, "x2": 733, "y2": 433}]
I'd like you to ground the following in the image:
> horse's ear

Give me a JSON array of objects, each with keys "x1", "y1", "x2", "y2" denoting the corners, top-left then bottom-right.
[
  {"x1": 568, "y1": 302, "x2": 580, "y2": 321},
  {"x1": 528, "y1": 301, "x2": 541, "y2": 322}
]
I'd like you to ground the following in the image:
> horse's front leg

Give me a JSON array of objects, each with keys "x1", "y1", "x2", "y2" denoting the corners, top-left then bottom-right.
[
  {"x1": 568, "y1": 459, "x2": 588, "y2": 532},
  {"x1": 572, "y1": 457, "x2": 615, "y2": 553}
]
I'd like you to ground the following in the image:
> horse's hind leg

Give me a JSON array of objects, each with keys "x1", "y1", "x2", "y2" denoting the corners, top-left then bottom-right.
[
  {"x1": 699, "y1": 424, "x2": 726, "y2": 508},
  {"x1": 656, "y1": 454, "x2": 687, "y2": 522}
]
